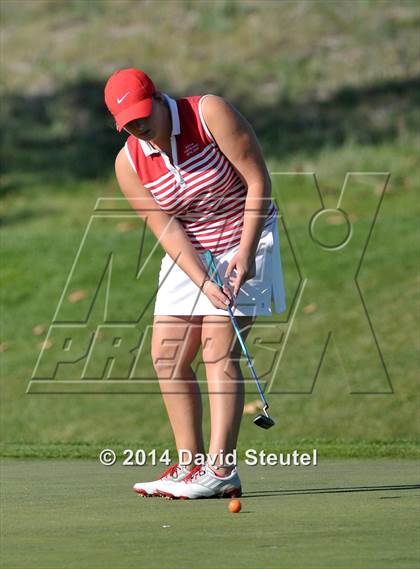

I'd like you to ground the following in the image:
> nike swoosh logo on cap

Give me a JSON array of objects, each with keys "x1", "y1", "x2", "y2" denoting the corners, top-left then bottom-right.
[{"x1": 117, "y1": 91, "x2": 130, "y2": 104}]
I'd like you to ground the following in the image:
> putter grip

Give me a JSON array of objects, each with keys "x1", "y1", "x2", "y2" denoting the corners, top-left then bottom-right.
[{"x1": 203, "y1": 250, "x2": 224, "y2": 287}]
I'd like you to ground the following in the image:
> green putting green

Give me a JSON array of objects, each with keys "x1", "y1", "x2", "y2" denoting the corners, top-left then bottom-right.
[{"x1": 2, "y1": 458, "x2": 419, "y2": 569}]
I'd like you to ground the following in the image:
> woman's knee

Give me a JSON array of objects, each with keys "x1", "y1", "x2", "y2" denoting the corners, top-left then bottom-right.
[
  {"x1": 201, "y1": 339, "x2": 233, "y2": 365},
  {"x1": 151, "y1": 330, "x2": 201, "y2": 378},
  {"x1": 201, "y1": 316, "x2": 255, "y2": 366}
]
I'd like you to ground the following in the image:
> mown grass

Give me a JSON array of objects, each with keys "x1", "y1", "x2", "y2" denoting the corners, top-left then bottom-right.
[
  {"x1": 1, "y1": 1, "x2": 419, "y2": 454},
  {"x1": 2, "y1": 459, "x2": 419, "y2": 569}
]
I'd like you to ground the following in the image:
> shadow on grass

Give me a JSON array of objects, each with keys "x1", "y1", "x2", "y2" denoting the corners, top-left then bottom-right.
[
  {"x1": 1, "y1": 75, "x2": 419, "y2": 195},
  {"x1": 1, "y1": 78, "x2": 121, "y2": 195},
  {"x1": 243, "y1": 483, "x2": 420, "y2": 498},
  {"x1": 247, "y1": 75, "x2": 420, "y2": 159}
]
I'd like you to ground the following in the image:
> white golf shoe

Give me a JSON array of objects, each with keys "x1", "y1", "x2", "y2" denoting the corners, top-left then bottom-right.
[
  {"x1": 133, "y1": 463, "x2": 191, "y2": 497},
  {"x1": 155, "y1": 464, "x2": 242, "y2": 499}
]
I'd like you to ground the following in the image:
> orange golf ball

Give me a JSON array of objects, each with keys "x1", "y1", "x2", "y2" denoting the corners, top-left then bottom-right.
[{"x1": 228, "y1": 498, "x2": 242, "y2": 513}]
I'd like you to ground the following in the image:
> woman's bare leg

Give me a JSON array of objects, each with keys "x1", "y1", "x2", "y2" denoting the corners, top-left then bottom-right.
[
  {"x1": 152, "y1": 315, "x2": 204, "y2": 463},
  {"x1": 201, "y1": 315, "x2": 255, "y2": 474}
]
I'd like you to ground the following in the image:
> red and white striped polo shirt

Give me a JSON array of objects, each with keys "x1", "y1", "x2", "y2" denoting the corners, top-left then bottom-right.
[{"x1": 125, "y1": 94, "x2": 276, "y2": 254}]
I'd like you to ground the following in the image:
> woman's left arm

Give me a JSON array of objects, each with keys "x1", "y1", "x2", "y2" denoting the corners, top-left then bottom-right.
[{"x1": 202, "y1": 95, "x2": 272, "y2": 296}]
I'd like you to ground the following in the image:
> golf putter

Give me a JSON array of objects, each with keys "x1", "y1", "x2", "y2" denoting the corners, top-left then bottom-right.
[{"x1": 203, "y1": 250, "x2": 275, "y2": 429}]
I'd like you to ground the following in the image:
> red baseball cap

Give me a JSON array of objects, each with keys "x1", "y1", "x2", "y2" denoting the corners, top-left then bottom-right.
[{"x1": 104, "y1": 68, "x2": 156, "y2": 131}]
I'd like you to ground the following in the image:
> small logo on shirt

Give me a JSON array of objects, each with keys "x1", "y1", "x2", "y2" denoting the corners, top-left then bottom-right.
[{"x1": 185, "y1": 142, "x2": 200, "y2": 157}]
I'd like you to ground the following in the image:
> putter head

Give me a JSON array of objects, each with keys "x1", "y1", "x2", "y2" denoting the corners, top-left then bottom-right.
[{"x1": 253, "y1": 413, "x2": 275, "y2": 429}]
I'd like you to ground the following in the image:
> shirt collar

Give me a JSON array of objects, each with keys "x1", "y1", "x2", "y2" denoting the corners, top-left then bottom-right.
[{"x1": 139, "y1": 93, "x2": 180, "y2": 156}]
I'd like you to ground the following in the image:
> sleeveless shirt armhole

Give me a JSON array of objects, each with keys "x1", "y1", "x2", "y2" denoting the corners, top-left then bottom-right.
[
  {"x1": 198, "y1": 95, "x2": 216, "y2": 144},
  {"x1": 124, "y1": 141, "x2": 137, "y2": 174}
]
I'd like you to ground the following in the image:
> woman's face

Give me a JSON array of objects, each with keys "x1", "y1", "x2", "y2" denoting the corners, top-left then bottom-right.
[{"x1": 122, "y1": 95, "x2": 166, "y2": 141}]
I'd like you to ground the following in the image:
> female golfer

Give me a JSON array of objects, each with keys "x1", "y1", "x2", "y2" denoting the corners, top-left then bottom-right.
[{"x1": 104, "y1": 68, "x2": 286, "y2": 499}]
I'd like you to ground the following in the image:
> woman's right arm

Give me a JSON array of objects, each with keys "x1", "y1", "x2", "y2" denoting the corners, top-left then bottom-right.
[{"x1": 115, "y1": 148, "x2": 231, "y2": 310}]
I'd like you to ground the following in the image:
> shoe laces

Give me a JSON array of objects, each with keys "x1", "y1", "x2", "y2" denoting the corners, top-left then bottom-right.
[
  {"x1": 159, "y1": 463, "x2": 181, "y2": 480},
  {"x1": 183, "y1": 465, "x2": 205, "y2": 483}
]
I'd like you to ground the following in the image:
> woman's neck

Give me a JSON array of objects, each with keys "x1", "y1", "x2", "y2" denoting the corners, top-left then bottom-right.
[{"x1": 150, "y1": 99, "x2": 172, "y2": 153}]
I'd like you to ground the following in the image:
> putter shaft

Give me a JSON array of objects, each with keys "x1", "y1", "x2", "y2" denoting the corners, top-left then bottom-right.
[{"x1": 203, "y1": 250, "x2": 271, "y2": 412}]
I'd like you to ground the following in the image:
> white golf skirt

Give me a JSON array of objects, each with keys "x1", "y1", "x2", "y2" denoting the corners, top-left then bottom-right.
[{"x1": 154, "y1": 217, "x2": 286, "y2": 317}]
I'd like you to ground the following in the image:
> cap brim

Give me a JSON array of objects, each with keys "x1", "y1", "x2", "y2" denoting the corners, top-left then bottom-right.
[{"x1": 115, "y1": 98, "x2": 153, "y2": 131}]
